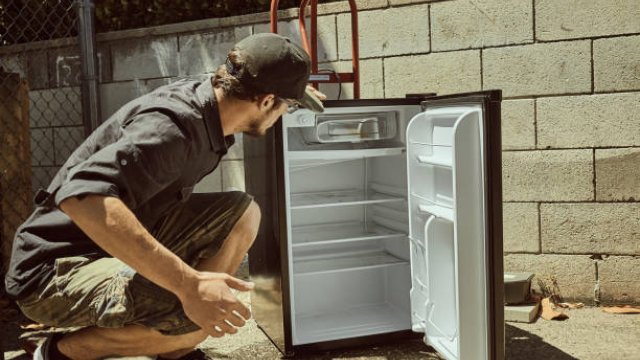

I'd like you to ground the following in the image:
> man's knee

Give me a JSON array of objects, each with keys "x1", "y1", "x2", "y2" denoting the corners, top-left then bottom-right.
[{"x1": 236, "y1": 200, "x2": 260, "y2": 247}]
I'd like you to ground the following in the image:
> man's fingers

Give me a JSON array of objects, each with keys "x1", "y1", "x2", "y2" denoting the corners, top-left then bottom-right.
[
  {"x1": 229, "y1": 302, "x2": 251, "y2": 320},
  {"x1": 216, "y1": 320, "x2": 238, "y2": 335},
  {"x1": 224, "y1": 275, "x2": 254, "y2": 292},
  {"x1": 226, "y1": 310, "x2": 247, "y2": 327}
]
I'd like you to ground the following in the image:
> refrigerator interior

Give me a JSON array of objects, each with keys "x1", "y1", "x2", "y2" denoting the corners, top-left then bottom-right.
[
  {"x1": 282, "y1": 105, "x2": 419, "y2": 346},
  {"x1": 280, "y1": 102, "x2": 489, "y2": 360}
]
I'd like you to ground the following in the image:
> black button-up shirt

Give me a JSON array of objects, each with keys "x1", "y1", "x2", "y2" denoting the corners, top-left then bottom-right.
[{"x1": 5, "y1": 76, "x2": 234, "y2": 299}]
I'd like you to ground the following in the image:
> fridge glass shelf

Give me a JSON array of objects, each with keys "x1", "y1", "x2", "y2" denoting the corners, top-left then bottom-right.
[
  {"x1": 292, "y1": 222, "x2": 406, "y2": 248},
  {"x1": 288, "y1": 147, "x2": 404, "y2": 161},
  {"x1": 293, "y1": 250, "x2": 407, "y2": 275},
  {"x1": 295, "y1": 302, "x2": 411, "y2": 345},
  {"x1": 290, "y1": 189, "x2": 404, "y2": 210}
]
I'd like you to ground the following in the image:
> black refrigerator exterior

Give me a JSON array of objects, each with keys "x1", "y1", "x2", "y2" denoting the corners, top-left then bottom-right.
[{"x1": 244, "y1": 90, "x2": 504, "y2": 359}]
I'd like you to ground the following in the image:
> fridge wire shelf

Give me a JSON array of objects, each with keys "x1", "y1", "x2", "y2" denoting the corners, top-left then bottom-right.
[
  {"x1": 292, "y1": 222, "x2": 406, "y2": 249},
  {"x1": 293, "y1": 250, "x2": 407, "y2": 275},
  {"x1": 290, "y1": 189, "x2": 405, "y2": 210}
]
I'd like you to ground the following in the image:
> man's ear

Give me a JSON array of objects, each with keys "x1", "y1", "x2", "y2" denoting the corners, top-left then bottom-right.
[{"x1": 257, "y1": 94, "x2": 276, "y2": 111}]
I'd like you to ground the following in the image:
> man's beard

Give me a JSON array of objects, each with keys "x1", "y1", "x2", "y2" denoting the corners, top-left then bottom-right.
[{"x1": 243, "y1": 117, "x2": 266, "y2": 137}]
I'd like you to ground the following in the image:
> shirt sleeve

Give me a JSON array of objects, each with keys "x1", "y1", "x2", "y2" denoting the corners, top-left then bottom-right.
[{"x1": 54, "y1": 111, "x2": 190, "y2": 209}]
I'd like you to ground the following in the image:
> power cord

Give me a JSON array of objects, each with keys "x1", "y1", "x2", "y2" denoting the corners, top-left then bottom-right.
[{"x1": 316, "y1": 68, "x2": 341, "y2": 100}]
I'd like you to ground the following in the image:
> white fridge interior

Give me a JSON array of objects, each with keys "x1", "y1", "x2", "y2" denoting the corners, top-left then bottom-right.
[{"x1": 280, "y1": 102, "x2": 489, "y2": 360}]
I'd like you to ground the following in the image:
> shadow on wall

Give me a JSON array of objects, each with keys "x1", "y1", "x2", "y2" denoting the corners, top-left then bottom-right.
[{"x1": 506, "y1": 324, "x2": 578, "y2": 360}]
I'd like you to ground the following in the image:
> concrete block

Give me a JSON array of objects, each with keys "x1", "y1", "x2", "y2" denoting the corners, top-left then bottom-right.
[
  {"x1": 317, "y1": 0, "x2": 389, "y2": 15},
  {"x1": 31, "y1": 128, "x2": 54, "y2": 166},
  {"x1": 317, "y1": 59, "x2": 384, "y2": 100},
  {"x1": 503, "y1": 202, "x2": 539, "y2": 253},
  {"x1": 596, "y1": 148, "x2": 640, "y2": 201},
  {"x1": 222, "y1": 160, "x2": 245, "y2": 192},
  {"x1": 505, "y1": 303, "x2": 539, "y2": 323},
  {"x1": 501, "y1": 99, "x2": 535, "y2": 150},
  {"x1": 504, "y1": 254, "x2": 596, "y2": 302},
  {"x1": 111, "y1": 37, "x2": 178, "y2": 81},
  {"x1": 431, "y1": 0, "x2": 533, "y2": 51},
  {"x1": 337, "y1": 5, "x2": 430, "y2": 59},
  {"x1": 31, "y1": 166, "x2": 59, "y2": 193},
  {"x1": 536, "y1": 0, "x2": 640, "y2": 41},
  {"x1": 194, "y1": 168, "x2": 222, "y2": 193},
  {"x1": 384, "y1": 51, "x2": 481, "y2": 98},
  {"x1": 29, "y1": 87, "x2": 81, "y2": 128},
  {"x1": 53, "y1": 126, "x2": 86, "y2": 166},
  {"x1": 541, "y1": 203, "x2": 640, "y2": 256},
  {"x1": 483, "y1": 41, "x2": 591, "y2": 97},
  {"x1": 594, "y1": 35, "x2": 640, "y2": 92},
  {"x1": 179, "y1": 26, "x2": 252, "y2": 76},
  {"x1": 254, "y1": 15, "x2": 337, "y2": 62},
  {"x1": 537, "y1": 93, "x2": 640, "y2": 148},
  {"x1": 0, "y1": 55, "x2": 26, "y2": 78},
  {"x1": 100, "y1": 80, "x2": 170, "y2": 120},
  {"x1": 226, "y1": 133, "x2": 244, "y2": 161},
  {"x1": 599, "y1": 256, "x2": 640, "y2": 304},
  {"x1": 502, "y1": 150, "x2": 593, "y2": 202},
  {"x1": 48, "y1": 46, "x2": 111, "y2": 87},
  {"x1": 26, "y1": 51, "x2": 48, "y2": 90}
]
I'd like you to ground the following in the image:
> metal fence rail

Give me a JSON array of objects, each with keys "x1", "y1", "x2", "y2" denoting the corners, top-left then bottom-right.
[{"x1": 0, "y1": 0, "x2": 95, "y2": 280}]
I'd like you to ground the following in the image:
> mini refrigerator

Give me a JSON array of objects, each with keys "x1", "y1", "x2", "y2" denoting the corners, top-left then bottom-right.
[{"x1": 244, "y1": 90, "x2": 504, "y2": 360}]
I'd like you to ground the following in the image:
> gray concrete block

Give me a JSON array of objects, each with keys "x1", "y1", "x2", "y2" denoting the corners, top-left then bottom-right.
[
  {"x1": 504, "y1": 254, "x2": 596, "y2": 302},
  {"x1": 179, "y1": 26, "x2": 252, "y2": 76},
  {"x1": 317, "y1": 59, "x2": 383, "y2": 100},
  {"x1": 31, "y1": 166, "x2": 59, "y2": 193},
  {"x1": 596, "y1": 148, "x2": 640, "y2": 201},
  {"x1": 503, "y1": 202, "x2": 539, "y2": 253},
  {"x1": 501, "y1": 99, "x2": 535, "y2": 150},
  {"x1": 483, "y1": 41, "x2": 591, "y2": 97},
  {"x1": 594, "y1": 35, "x2": 640, "y2": 92},
  {"x1": 536, "y1": 0, "x2": 640, "y2": 41},
  {"x1": 505, "y1": 303, "x2": 539, "y2": 323},
  {"x1": 29, "y1": 87, "x2": 83, "y2": 127},
  {"x1": 384, "y1": 51, "x2": 481, "y2": 98},
  {"x1": 337, "y1": 5, "x2": 430, "y2": 59},
  {"x1": 431, "y1": 0, "x2": 533, "y2": 51},
  {"x1": 111, "y1": 37, "x2": 178, "y2": 81},
  {"x1": 599, "y1": 256, "x2": 640, "y2": 304},
  {"x1": 537, "y1": 93, "x2": 640, "y2": 148},
  {"x1": 194, "y1": 168, "x2": 222, "y2": 193},
  {"x1": 226, "y1": 133, "x2": 244, "y2": 161},
  {"x1": 31, "y1": 128, "x2": 54, "y2": 166},
  {"x1": 541, "y1": 203, "x2": 640, "y2": 256},
  {"x1": 53, "y1": 126, "x2": 86, "y2": 166},
  {"x1": 254, "y1": 15, "x2": 337, "y2": 63},
  {"x1": 502, "y1": 150, "x2": 593, "y2": 202},
  {"x1": 0, "y1": 54, "x2": 26, "y2": 78},
  {"x1": 100, "y1": 79, "x2": 172, "y2": 121},
  {"x1": 222, "y1": 160, "x2": 245, "y2": 192},
  {"x1": 48, "y1": 45, "x2": 111, "y2": 87},
  {"x1": 26, "y1": 51, "x2": 48, "y2": 89}
]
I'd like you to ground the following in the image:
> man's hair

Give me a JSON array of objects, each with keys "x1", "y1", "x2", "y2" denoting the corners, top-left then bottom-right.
[{"x1": 214, "y1": 50, "x2": 260, "y2": 101}]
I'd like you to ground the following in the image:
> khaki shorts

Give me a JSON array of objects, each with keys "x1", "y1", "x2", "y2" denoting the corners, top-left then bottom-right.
[{"x1": 17, "y1": 191, "x2": 253, "y2": 336}]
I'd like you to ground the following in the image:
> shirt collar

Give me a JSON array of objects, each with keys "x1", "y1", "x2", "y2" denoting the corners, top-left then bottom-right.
[{"x1": 197, "y1": 77, "x2": 234, "y2": 155}]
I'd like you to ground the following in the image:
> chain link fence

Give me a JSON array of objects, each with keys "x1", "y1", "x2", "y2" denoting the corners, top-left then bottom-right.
[{"x1": 0, "y1": 0, "x2": 89, "y2": 281}]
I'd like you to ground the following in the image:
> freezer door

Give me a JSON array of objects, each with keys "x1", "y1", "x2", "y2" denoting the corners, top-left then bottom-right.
[{"x1": 406, "y1": 91, "x2": 503, "y2": 360}]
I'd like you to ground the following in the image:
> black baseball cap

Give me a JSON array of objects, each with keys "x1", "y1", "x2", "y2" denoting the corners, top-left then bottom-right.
[{"x1": 226, "y1": 33, "x2": 324, "y2": 113}]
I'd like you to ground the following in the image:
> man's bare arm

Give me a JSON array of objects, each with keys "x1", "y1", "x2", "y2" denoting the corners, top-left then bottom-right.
[{"x1": 59, "y1": 194, "x2": 253, "y2": 337}]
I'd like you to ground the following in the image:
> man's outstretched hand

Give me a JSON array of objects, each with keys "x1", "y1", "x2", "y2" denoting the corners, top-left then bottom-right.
[{"x1": 178, "y1": 271, "x2": 254, "y2": 338}]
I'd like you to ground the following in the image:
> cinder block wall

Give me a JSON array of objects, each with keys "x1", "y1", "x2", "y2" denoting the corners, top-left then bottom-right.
[{"x1": 1, "y1": 0, "x2": 638, "y2": 304}]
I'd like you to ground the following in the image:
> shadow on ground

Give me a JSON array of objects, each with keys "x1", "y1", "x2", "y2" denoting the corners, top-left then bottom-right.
[{"x1": 505, "y1": 324, "x2": 578, "y2": 360}]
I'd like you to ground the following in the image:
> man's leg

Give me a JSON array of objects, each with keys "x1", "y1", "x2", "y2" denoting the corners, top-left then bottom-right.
[{"x1": 34, "y1": 194, "x2": 260, "y2": 359}]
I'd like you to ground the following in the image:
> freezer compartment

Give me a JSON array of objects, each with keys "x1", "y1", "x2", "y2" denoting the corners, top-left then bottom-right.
[
  {"x1": 293, "y1": 259, "x2": 411, "y2": 345},
  {"x1": 300, "y1": 112, "x2": 398, "y2": 144}
]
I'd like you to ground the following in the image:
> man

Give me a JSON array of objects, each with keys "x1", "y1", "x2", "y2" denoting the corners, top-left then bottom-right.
[{"x1": 4, "y1": 33, "x2": 324, "y2": 360}]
